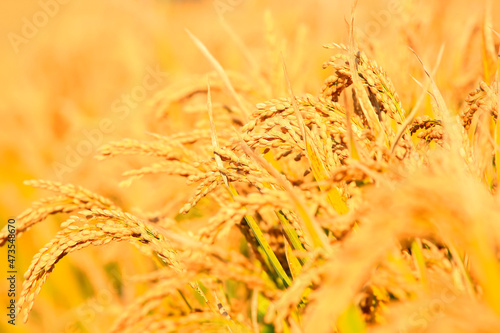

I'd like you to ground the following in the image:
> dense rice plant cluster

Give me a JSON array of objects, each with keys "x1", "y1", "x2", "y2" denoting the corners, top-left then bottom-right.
[{"x1": 3, "y1": 30, "x2": 500, "y2": 333}]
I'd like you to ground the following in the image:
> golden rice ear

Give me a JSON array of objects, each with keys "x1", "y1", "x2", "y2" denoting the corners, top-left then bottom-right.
[
  {"x1": 0, "y1": 180, "x2": 120, "y2": 246},
  {"x1": 17, "y1": 209, "x2": 181, "y2": 323}
]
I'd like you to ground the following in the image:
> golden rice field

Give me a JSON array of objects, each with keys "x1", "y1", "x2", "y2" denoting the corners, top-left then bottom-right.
[{"x1": 2, "y1": 0, "x2": 500, "y2": 332}]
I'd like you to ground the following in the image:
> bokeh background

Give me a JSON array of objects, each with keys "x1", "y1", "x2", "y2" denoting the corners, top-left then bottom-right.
[{"x1": 1, "y1": 0, "x2": 499, "y2": 332}]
